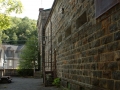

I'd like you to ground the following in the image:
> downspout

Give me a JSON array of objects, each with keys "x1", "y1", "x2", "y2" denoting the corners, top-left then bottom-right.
[{"x1": 50, "y1": 20, "x2": 52, "y2": 71}]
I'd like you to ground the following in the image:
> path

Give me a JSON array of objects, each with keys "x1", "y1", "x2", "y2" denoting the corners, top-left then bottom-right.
[{"x1": 0, "y1": 77, "x2": 59, "y2": 90}]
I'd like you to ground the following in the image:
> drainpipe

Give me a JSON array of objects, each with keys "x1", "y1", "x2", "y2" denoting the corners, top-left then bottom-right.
[{"x1": 50, "y1": 20, "x2": 52, "y2": 71}]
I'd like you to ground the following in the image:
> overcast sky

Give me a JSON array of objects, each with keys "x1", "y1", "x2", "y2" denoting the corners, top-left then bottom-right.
[{"x1": 11, "y1": 0, "x2": 54, "y2": 20}]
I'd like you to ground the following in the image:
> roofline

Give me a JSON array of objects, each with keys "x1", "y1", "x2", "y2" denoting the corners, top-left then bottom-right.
[{"x1": 43, "y1": 0, "x2": 58, "y2": 29}]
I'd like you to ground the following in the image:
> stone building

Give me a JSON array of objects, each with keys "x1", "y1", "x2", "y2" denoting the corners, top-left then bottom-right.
[
  {"x1": 38, "y1": 0, "x2": 120, "y2": 89},
  {"x1": 37, "y1": 8, "x2": 51, "y2": 79}
]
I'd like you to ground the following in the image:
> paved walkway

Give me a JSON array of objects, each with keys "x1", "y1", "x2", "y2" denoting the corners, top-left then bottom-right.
[{"x1": 0, "y1": 77, "x2": 59, "y2": 90}]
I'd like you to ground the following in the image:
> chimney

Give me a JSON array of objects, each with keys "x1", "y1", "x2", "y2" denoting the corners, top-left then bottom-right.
[{"x1": 39, "y1": 8, "x2": 44, "y2": 12}]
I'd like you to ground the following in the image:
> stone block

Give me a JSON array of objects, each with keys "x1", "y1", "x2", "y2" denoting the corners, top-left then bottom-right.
[
  {"x1": 115, "y1": 81, "x2": 120, "y2": 90},
  {"x1": 109, "y1": 23, "x2": 117, "y2": 33},
  {"x1": 99, "y1": 79, "x2": 107, "y2": 89},
  {"x1": 92, "y1": 71, "x2": 102, "y2": 78},
  {"x1": 91, "y1": 78, "x2": 99, "y2": 86},
  {"x1": 101, "y1": 34, "x2": 113, "y2": 44},
  {"x1": 114, "y1": 31, "x2": 120, "y2": 41},
  {"x1": 114, "y1": 51, "x2": 120, "y2": 61},
  {"x1": 106, "y1": 80, "x2": 114, "y2": 90},
  {"x1": 91, "y1": 63, "x2": 98, "y2": 70},
  {"x1": 100, "y1": 52, "x2": 114, "y2": 62},
  {"x1": 107, "y1": 42, "x2": 118, "y2": 51},
  {"x1": 103, "y1": 71, "x2": 111, "y2": 79},
  {"x1": 112, "y1": 71, "x2": 120, "y2": 80},
  {"x1": 70, "y1": 83, "x2": 80, "y2": 90},
  {"x1": 95, "y1": 29, "x2": 105, "y2": 39},
  {"x1": 94, "y1": 55, "x2": 100, "y2": 62},
  {"x1": 118, "y1": 20, "x2": 120, "y2": 30},
  {"x1": 107, "y1": 62, "x2": 118, "y2": 71},
  {"x1": 88, "y1": 35, "x2": 95, "y2": 42}
]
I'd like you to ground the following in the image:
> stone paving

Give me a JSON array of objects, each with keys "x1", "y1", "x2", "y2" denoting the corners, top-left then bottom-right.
[{"x1": 0, "y1": 77, "x2": 60, "y2": 90}]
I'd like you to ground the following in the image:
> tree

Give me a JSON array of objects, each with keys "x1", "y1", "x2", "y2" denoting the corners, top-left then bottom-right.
[
  {"x1": 2, "y1": 16, "x2": 37, "y2": 45},
  {"x1": 0, "y1": 0, "x2": 23, "y2": 44},
  {"x1": 0, "y1": 0, "x2": 23, "y2": 30},
  {"x1": 19, "y1": 36, "x2": 38, "y2": 69}
]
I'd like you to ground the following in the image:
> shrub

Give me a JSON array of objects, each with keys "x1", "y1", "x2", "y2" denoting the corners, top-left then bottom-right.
[
  {"x1": 17, "y1": 69, "x2": 33, "y2": 76},
  {"x1": 52, "y1": 77, "x2": 61, "y2": 87}
]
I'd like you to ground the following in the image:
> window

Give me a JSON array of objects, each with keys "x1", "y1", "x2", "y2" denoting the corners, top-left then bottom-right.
[
  {"x1": 96, "y1": 0, "x2": 119, "y2": 18},
  {"x1": 9, "y1": 60, "x2": 12, "y2": 66},
  {"x1": 76, "y1": 12, "x2": 87, "y2": 29},
  {"x1": 65, "y1": 26, "x2": 71, "y2": 38}
]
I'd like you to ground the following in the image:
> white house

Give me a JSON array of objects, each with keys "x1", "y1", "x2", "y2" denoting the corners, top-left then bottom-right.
[{"x1": 0, "y1": 45, "x2": 24, "y2": 69}]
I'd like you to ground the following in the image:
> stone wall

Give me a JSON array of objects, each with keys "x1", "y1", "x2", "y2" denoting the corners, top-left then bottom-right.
[{"x1": 44, "y1": 0, "x2": 120, "y2": 89}]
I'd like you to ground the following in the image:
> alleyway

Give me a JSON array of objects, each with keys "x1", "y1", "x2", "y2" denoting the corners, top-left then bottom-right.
[{"x1": 0, "y1": 77, "x2": 59, "y2": 90}]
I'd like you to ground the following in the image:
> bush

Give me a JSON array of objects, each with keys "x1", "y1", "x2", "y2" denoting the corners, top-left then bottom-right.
[
  {"x1": 17, "y1": 69, "x2": 33, "y2": 77},
  {"x1": 52, "y1": 77, "x2": 61, "y2": 87}
]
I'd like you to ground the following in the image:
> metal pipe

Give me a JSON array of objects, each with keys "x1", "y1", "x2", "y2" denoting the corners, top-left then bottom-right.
[{"x1": 50, "y1": 20, "x2": 52, "y2": 71}]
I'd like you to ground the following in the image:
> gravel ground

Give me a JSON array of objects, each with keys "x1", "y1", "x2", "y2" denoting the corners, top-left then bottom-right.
[{"x1": 0, "y1": 77, "x2": 60, "y2": 90}]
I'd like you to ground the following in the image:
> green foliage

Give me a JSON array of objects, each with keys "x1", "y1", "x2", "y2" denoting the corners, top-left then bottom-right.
[
  {"x1": 18, "y1": 36, "x2": 38, "y2": 69},
  {"x1": 2, "y1": 16, "x2": 37, "y2": 44},
  {"x1": 17, "y1": 69, "x2": 33, "y2": 76},
  {"x1": 0, "y1": 0, "x2": 23, "y2": 30},
  {"x1": 52, "y1": 78, "x2": 61, "y2": 87}
]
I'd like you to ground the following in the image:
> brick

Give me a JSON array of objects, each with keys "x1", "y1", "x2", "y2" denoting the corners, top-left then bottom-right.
[
  {"x1": 103, "y1": 71, "x2": 111, "y2": 79},
  {"x1": 112, "y1": 71, "x2": 120, "y2": 80},
  {"x1": 109, "y1": 23, "x2": 117, "y2": 33},
  {"x1": 107, "y1": 62, "x2": 118, "y2": 71},
  {"x1": 94, "y1": 55, "x2": 100, "y2": 62},
  {"x1": 112, "y1": 11, "x2": 120, "y2": 22},
  {"x1": 91, "y1": 78, "x2": 99, "y2": 86},
  {"x1": 101, "y1": 34, "x2": 113, "y2": 44},
  {"x1": 84, "y1": 77, "x2": 91, "y2": 84},
  {"x1": 100, "y1": 52, "x2": 114, "y2": 62},
  {"x1": 88, "y1": 35, "x2": 94, "y2": 42},
  {"x1": 91, "y1": 63, "x2": 98, "y2": 70},
  {"x1": 107, "y1": 42, "x2": 118, "y2": 51},
  {"x1": 99, "y1": 79, "x2": 107, "y2": 89},
  {"x1": 118, "y1": 20, "x2": 120, "y2": 30},
  {"x1": 88, "y1": 49, "x2": 97, "y2": 56},
  {"x1": 92, "y1": 71, "x2": 102, "y2": 78},
  {"x1": 114, "y1": 31, "x2": 120, "y2": 41},
  {"x1": 115, "y1": 81, "x2": 120, "y2": 90},
  {"x1": 98, "y1": 45, "x2": 106, "y2": 54},
  {"x1": 98, "y1": 63, "x2": 107, "y2": 70},
  {"x1": 106, "y1": 80, "x2": 114, "y2": 90},
  {"x1": 88, "y1": 56, "x2": 94, "y2": 62},
  {"x1": 114, "y1": 51, "x2": 120, "y2": 61},
  {"x1": 90, "y1": 39, "x2": 100, "y2": 48},
  {"x1": 70, "y1": 83, "x2": 80, "y2": 90},
  {"x1": 102, "y1": 18, "x2": 109, "y2": 28},
  {"x1": 95, "y1": 29, "x2": 105, "y2": 39}
]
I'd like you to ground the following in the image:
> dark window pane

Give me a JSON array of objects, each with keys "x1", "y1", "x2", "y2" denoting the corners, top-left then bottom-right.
[{"x1": 96, "y1": 0, "x2": 119, "y2": 18}]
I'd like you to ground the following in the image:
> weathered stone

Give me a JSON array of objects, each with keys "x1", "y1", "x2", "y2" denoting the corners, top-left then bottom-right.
[
  {"x1": 91, "y1": 78, "x2": 99, "y2": 86},
  {"x1": 95, "y1": 29, "x2": 105, "y2": 39},
  {"x1": 106, "y1": 80, "x2": 114, "y2": 90},
  {"x1": 115, "y1": 81, "x2": 120, "y2": 90},
  {"x1": 98, "y1": 45, "x2": 106, "y2": 54},
  {"x1": 109, "y1": 23, "x2": 117, "y2": 32},
  {"x1": 107, "y1": 62, "x2": 118, "y2": 70},
  {"x1": 99, "y1": 79, "x2": 107, "y2": 89},
  {"x1": 112, "y1": 71, "x2": 120, "y2": 80},
  {"x1": 103, "y1": 71, "x2": 111, "y2": 79},
  {"x1": 38, "y1": 0, "x2": 120, "y2": 89},
  {"x1": 92, "y1": 71, "x2": 102, "y2": 78},
  {"x1": 114, "y1": 31, "x2": 120, "y2": 40},
  {"x1": 101, "y1": 34, "x2": 113, "y2": 44}
]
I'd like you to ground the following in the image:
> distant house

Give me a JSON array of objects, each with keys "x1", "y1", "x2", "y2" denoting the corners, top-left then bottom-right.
[
  {"x1": 0, "y1": 45, "x2": 5, "y2": 69},
  {"x1": 0, "y1": 45, "x2": 24, "y2": 69}
]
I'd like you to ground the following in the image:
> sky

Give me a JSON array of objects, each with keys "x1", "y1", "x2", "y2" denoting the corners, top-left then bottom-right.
[{"x1": 11, "y1": 0, "x2": 54, "y2": 20}]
